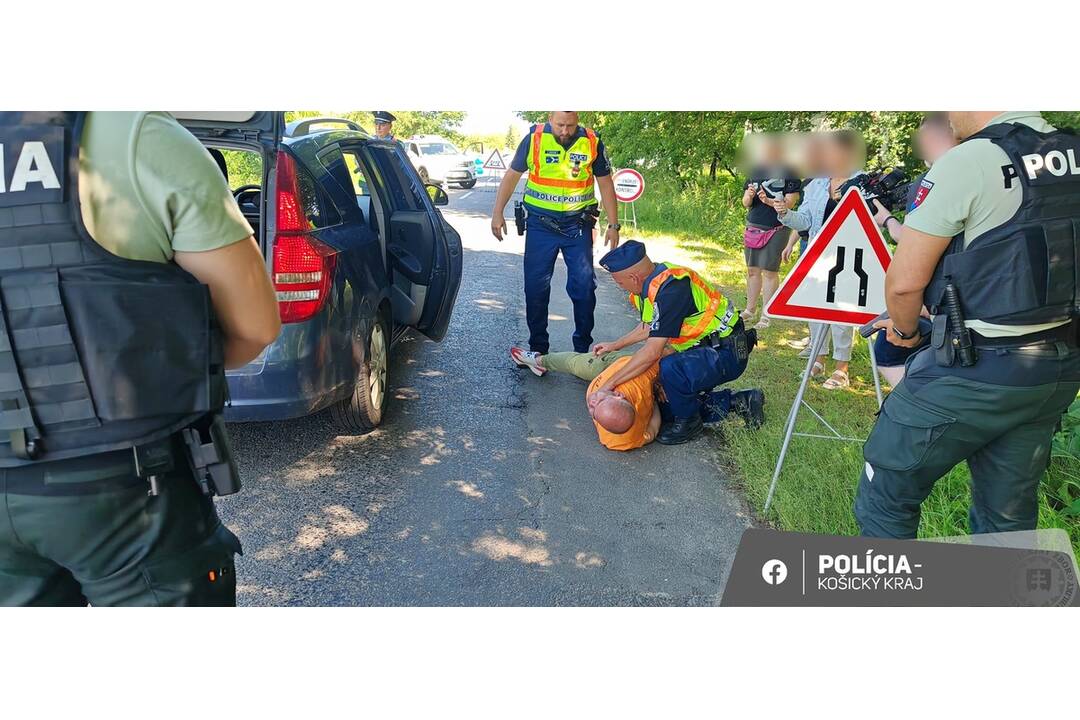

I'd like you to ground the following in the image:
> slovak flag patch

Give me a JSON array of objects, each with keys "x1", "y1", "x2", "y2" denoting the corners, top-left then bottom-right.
[{"x1": 912, "y1": 178, "x2": 934, "y2": 209}]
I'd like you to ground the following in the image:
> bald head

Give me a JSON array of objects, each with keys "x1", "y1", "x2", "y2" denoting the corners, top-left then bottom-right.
[
  {"x1": 593, "y1": 395, "x2": 636, "y2": 435},
  {"x1": 609, "y1": 256, "x2": 655, "y2": 294}
]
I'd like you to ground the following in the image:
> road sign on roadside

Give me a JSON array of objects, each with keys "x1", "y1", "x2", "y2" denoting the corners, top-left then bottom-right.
[
  {"x1": 483, "y1": 149, "x2": 507, "y2": 171},
  {"x1": 612, "y1": 168, "x2": 645, "y2": 203},
  {"x1": 765, "y1": 188, "x2": 892, "y2": 328},
  {"x1": 762, "y1": 188, "x2": 890, "y2": 515}
]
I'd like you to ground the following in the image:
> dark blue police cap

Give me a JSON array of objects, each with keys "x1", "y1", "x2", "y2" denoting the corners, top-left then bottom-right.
[
  {"x1": 373, "y1": 111, "x2": 396, "y2": 124},
  {"x1": 599, "y1": 240, "x2": 646, "y2": 272}
]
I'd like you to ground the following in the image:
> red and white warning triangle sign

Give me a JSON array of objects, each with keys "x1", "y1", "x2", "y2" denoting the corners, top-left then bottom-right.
[
  {"x1": 483, "y1": 149, "x2": 507, "y2": 170},
  {"x1": 765, "y1": 188, "x2": 892, "y2": 327}
]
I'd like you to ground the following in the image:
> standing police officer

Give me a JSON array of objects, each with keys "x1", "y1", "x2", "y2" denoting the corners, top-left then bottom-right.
[
  {"x1": 857, "y1": 111, "x2": 1080, "y2": 538},
  {"x1": 591, "y1": 241, "x2": 765, "y2": 444},
  {"x1": 0, "y1": 112, "x2": 280, "y2": 606},
  {"x1": 491, "y1": 111, "x2": 620, "y2": 355},
  {"x1": 372, "y1": 111, "x2": 397, "y2": 141}
]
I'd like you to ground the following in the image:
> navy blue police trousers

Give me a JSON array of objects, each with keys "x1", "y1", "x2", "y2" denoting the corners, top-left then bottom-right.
[{"x1": 523, "y1": 217, "x2": 596, "y2": 354}]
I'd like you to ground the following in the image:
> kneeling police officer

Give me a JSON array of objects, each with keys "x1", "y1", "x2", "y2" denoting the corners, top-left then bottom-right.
[
  {"x1": 857, "y1": 111, "x2": 1080, "y2": 538},
  {"x1": 0, "y1": 112, "x2": 280, "y2": 606},
  {"x1": 592, "y1": 241, "x2": 765, "y2": 444}
]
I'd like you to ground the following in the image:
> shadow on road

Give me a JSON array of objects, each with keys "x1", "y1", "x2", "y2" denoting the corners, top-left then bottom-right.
[{"x1": 219, "y1": 228, "x2": 752, "y2": 606}]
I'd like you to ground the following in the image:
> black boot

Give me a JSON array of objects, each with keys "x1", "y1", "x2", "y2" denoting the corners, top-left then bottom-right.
[
  {"x1": 732, "y1": 389, "x2": 766, "y2": 429},
  {"x1": 657, "y1": 415, "x2": 704, "y2": 445}
]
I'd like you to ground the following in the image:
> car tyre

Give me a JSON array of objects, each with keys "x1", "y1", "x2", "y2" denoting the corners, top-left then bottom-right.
[
  {"x1": 330, "y1": 313, "x2": 390, "y2": 433},
  {"x1": 459, "y1": 179, "x2": 477, "y2": 189}
]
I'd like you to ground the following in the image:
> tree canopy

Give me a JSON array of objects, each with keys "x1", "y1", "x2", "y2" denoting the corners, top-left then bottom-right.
[{"x1": 519, "y1": 110, "x2": 1080, "y2": 182}]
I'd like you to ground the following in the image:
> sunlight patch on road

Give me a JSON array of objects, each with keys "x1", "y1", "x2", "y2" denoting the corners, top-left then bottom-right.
[
  {"x1": 574, "y1": 552, "x2": 605, "y2": 569},
  {"x1": 450, "y1": 480, "x2": 485, "y2": 499},
  {"x1": 324, "y1": 504, "x2": 369, "y2": 537},
  {"x1": 472, "y1": 533, "x2": 552, "y2": 567},
  {"x1": 518, "y1": 527, "x2": 547, "y2": 543}
]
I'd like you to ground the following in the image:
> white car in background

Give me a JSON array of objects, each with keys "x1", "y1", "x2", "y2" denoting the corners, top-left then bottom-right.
[{"x1": 404, "y1": 136, "x2": 479, "y2": 189}]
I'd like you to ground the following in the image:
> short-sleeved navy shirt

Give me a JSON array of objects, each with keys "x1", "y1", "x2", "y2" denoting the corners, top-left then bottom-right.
[
  {"x1": 743, "y1": 166, "x2": 801, "y2": 229},
  {"x1": 639, "y1": 265, "x2": 698, "y2": 339}
]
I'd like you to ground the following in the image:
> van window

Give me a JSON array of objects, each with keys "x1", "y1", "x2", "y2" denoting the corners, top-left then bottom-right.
[
  {"x1": 295, "y1": 162, "x2": 342, "y2": 228},
  {"x1": 368, "y1": 146, "x2": 424, "y2": 211}
]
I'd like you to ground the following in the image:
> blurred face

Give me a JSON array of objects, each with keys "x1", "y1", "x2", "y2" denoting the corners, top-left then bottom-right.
[
  {"x1": 549, "y1": 112, "x2": 580, "y2": 144},
  {"x1": 915, "y1": 123, "x2": 957, "y2": 165},
  {"x1": 823, "y1": 136, "x2": 856, "y2": 177},
  {"x1": 375, "y1": 120, "x2": 392, "y2": 138},
  {"x1": 759, "y1": 136, "x2": 783, "y2": 167}
]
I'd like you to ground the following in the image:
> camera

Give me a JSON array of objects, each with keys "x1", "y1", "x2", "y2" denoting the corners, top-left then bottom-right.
[
  {"x1": 754, "y1": 178, "x2": 787, "y2": 200},
  {"x1": 838, "y1": 168, "x2": 912, "y2": 212},
  {"x1": 760, "y1": 178, "x2": 787, "y2": 199}
]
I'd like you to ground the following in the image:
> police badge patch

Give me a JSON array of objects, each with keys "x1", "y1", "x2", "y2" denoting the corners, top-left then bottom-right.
[
  {"x1": 911, "y1": 178, "x2": 934, "y2": 209},
  {"x1": 568, "y1": 151, "x2": 588, "y2": 178},
  {"x1": 544, "y1": 150, "x2": 561, "y2": 164}
]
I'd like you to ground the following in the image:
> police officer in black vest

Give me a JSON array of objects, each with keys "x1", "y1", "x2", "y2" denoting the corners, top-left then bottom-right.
[
  {"x1": 856, "y1": 111, "x2": 1080, "y2": 538},
  {"x1": 0, "y1": 112, "x2": 280, "y2": 606}
]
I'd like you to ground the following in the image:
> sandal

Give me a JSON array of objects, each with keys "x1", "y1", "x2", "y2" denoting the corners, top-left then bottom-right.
[
  {"x1": 754, "y1": 317, "x2": 771, "y2": 331},
  {"x1": 740, "y1": 308, "x2": 757, "y2": 321},
  {"x1": 810, "y1": 361, "x2": 826, "y2": 380},
  {"x1": 822, "y1": 369, "x2": 850, "y2": 390}
]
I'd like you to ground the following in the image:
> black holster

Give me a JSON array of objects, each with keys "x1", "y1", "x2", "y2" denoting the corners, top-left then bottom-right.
[
  {"x1": 699, "y1": 322, "x2": 756, "y2": 363},
  {"x1": 514, "y1": 202, "x2": 526, "y2": 236},
  {"x1": 181, "y1": 414, "x2": 242, "y2": 497},
  {"x1": 931, "y1": 314, "x2": 955, "y2": 367},
  {"x1": 579, "y1": 205, "x2": 600, "y2": 231}
]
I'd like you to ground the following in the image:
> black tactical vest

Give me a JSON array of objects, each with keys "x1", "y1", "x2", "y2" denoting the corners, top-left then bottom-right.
[
  {"x1": 0, "y1": 112, "x2": 225, "y2": 467},
  {"x1": 924, "y1": 121, "x2": 1080, "y2": 327}
]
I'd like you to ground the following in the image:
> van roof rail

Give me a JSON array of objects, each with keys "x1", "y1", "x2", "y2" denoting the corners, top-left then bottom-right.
[{"x1": 285, "y1": 117, "x2": 368, "y2": 138}]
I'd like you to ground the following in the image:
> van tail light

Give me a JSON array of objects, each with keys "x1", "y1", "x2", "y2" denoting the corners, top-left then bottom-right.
[{"x1": 272, "y1": 151, "x2": 337, "y2": 324}]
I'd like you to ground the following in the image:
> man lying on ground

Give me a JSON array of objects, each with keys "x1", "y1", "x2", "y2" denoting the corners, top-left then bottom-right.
[{"x1": 511, "y1": 346, "x2": 763, "y2": 452}]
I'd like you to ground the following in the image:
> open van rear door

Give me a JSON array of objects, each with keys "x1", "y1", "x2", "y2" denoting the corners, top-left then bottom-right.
[{"x1": 171, "y1": 111, "x2": 282, "y2": 145}]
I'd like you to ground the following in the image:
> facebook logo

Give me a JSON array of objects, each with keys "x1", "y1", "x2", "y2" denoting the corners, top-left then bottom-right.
[{"x1": 761, "y1": 559, "x2": 788, "y2": 586}]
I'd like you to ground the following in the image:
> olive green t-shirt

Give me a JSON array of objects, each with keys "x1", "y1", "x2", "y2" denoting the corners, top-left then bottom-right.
[
  {"x1": 904, "y1": 111, "x2": 1065, "y2": 338},
  {"x1": 77, "y1": 111, "x2": 253, "y2": 263}
]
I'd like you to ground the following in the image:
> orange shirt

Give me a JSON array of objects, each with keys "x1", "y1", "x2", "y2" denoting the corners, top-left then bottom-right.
[{"x1": 587, "y1": 357, "x2": 660, "y2": 451}]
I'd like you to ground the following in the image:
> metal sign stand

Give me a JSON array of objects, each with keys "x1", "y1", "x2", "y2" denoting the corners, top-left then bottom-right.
[
  {"x1": 618, "y1": 200, "x2": 638, "y2": 230},
  {"x1": 763, "y1": 328, "x2": 884, "y2": 514}
]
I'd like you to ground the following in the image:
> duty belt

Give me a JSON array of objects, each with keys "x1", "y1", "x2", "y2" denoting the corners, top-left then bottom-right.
[
  {"x1": 697, "y1": 318, "x2": 754, "y2": 354},
  {"x1": 969, "y1": 319, "x2": 1080, "y2": 348}
]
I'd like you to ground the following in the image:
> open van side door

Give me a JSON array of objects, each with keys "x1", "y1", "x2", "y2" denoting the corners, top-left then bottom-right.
[{"x1": 363, "y1": 140, "x2": 462, "y2": 342}]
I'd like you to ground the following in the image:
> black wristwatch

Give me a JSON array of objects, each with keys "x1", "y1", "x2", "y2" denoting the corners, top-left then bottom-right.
[
  {"x1": 608, "y1": 223, "x2": 621, "y2": 231},
  {"x1": 892, "y1": 323, "x2": 919, "y2": 340}
]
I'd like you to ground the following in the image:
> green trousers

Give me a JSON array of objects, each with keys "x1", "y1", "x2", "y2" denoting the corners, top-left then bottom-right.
[
  {"x1": 0, "y1": 447, "x2": 241, "y2": 606},
  {"x1": 855, "y1": 344, "x2": 1080, "y2": 538},
  {"x1": 542, "y1": 350, "x2": 632, "y2": 382}
]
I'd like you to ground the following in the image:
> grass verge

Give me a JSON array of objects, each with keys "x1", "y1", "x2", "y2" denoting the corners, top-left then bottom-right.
[{"x1": 629, "y1": 178, "x2": 1080, "y2": 557}]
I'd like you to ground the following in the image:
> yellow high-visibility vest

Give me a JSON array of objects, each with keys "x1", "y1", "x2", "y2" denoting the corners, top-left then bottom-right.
[
  {"x1": 523, "y1": 125, "x2": 599, "y2": 213},
  {"x1": 630, "y1": 265, "x2": 735, "y2": 351}
]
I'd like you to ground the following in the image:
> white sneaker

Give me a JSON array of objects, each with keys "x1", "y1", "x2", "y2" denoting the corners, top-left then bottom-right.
[{"x1": 510, "y1": 346, "x2": 546, "y2": 377}]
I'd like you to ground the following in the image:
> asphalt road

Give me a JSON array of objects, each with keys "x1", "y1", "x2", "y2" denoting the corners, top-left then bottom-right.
[{"x1": 218, "y1": 173, "x2": 753, "y2": 606}]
